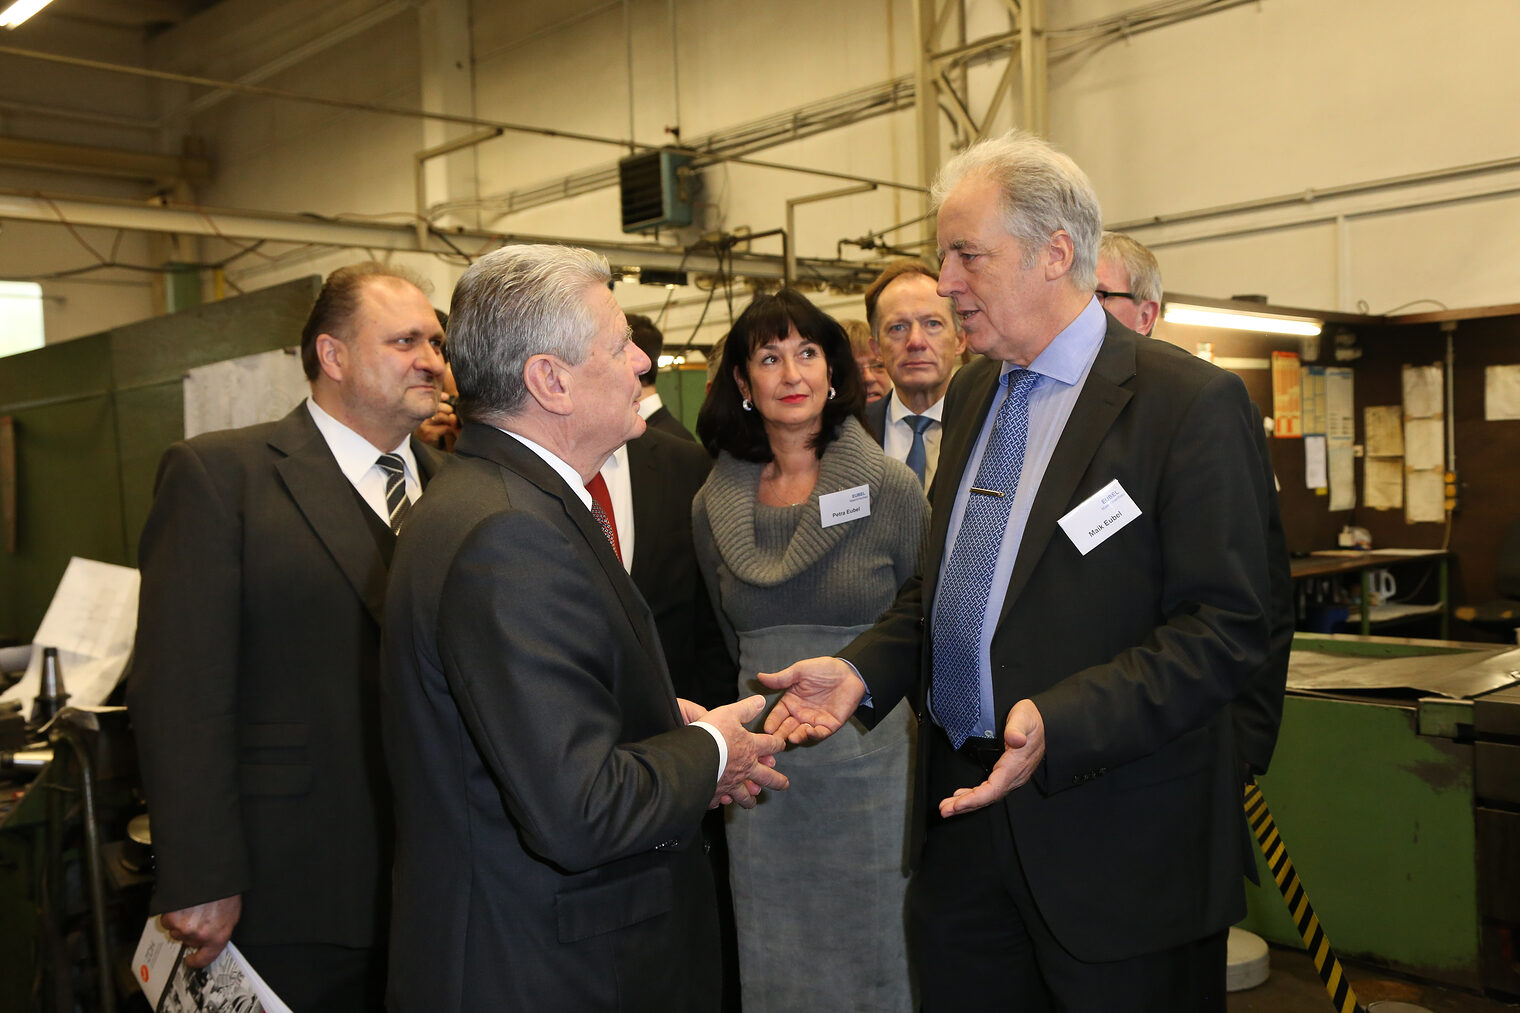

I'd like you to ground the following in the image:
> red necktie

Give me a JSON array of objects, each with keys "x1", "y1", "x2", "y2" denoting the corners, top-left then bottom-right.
[{"x1": 585, "y1": 472, "x2": 622, "y2": 563}]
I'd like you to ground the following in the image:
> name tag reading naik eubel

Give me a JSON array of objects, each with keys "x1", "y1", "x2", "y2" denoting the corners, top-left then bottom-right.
[{"x1": 1057, "y1": 479, "x2": 1141, "y2": 556}]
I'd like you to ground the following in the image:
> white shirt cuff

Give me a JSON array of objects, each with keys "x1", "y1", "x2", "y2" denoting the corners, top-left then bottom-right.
[{"x1": 690, "y1": 720, "x2": 727, "y2": 783}]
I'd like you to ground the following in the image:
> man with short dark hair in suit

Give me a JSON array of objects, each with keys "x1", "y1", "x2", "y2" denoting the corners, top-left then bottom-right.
[
  {"x1": 862, "y1": 260, "x2": 967, "y2": 488},
  {"x1": 128, "y1": 263, "x2": 448, "y2": 1010},
  {"x1": 763, "y1": 131, "x2": 1286, "y2": 1011},
  {"x1": 628, "y1": 312, "x2": 697, "y2": 442},
  {"x1": 381, "y1": 243, "x2": 787, "y2": 1012}
]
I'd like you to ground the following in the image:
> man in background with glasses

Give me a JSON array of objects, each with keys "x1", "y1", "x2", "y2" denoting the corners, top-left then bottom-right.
[{"x1": 1095, "y1": 230, "x2": 1163, "y2": 337}]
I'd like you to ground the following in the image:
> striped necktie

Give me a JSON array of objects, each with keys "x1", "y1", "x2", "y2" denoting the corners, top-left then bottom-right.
[{"x1": 376, "y1": 453, "x2": 412, "y2": 534}]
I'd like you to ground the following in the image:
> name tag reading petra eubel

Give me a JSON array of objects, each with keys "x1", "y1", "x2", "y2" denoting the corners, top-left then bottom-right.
[
  {"x1": 1057, "y1": 479, "x2": 1141, "y2": 556},
  {"x1": 819, "y1": 483, "x2": 871, "y2": 529}
]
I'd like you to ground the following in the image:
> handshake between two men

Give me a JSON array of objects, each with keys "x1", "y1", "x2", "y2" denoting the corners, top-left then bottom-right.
[
  {"x1": 700, "y1": 657, "x2": 1045, "y2": 819},
  {"x1": 753, "y1": 657, "x2": 1047, "y2": 818}
]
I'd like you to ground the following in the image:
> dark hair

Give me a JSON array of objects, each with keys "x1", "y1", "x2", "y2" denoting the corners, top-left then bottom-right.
[
  {"x1": 862, "y1": 260, "x2": 940, "y2": 336},
  {"x1": 627, "y1": 314, "x2": 662, "y2": 381},
  {"x1": 697, "y1": 289, "x2": 864, "y2": 462},
  {"x1": 300, "y1": 262, "x2": 430, "y2": 380}
]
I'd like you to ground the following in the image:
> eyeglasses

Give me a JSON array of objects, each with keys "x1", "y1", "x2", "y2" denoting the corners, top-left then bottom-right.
[{"x1": 1095, "y1": 289, "x2": 1139, "y2": 303}]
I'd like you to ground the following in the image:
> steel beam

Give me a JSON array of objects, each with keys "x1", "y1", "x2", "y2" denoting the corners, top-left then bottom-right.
[{"x1": 0, "y1": 188, "x2": 879, "y2": 287}]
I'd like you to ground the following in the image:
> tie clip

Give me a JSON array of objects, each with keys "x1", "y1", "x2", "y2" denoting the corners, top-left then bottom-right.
[{"x1": 969, "y1": 486, "x2": 1005, "y2": 498}]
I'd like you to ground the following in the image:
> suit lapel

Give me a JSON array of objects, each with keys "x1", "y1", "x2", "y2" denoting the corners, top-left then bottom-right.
[
  {"x1": 996, "y1": 323, "x2": 1136, "y2": 624},
  {"x1": 458, "y1": 426, "x2": 673, "y2": 702},
  {"x1": 270, "y1": 406, "x2": 389, "y2": 626},
  {"x1": 922, "y1": 359, "x2": 1001, "y2": 609}
]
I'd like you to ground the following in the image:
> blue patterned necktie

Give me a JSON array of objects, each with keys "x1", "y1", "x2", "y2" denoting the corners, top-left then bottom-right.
[
  {"x1": 903, "y1": 414, "x2": 934, "y2": 486},
  {"x1": 376, "y1": 453, "x2": 412, "y2": 534},
  {"x1": 931, "y1": 369, "x2": 1040, "y2": 748}
]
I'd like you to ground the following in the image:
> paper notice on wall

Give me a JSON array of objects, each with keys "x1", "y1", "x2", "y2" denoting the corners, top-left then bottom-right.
[
  {"x1": 184, "y1": 347, "x2": 309, "y2": 440},
  {"x1": 1324, "y1": 367, "x2": 1355, "y2": 442},
  {"x1": 1402, "y1": 364, "x2": 1444, "y2": 419},
  {"x1": 1364, "y1": 458, "x2": 1403, "y2": 510},
  {"x1": 1272, "y1": 351, "x2": 1302, "y2": 438},
  {"x1": 1301, "y1": 365, "x2": 1327, "y2": 435},
  {"x1": 1405, "y1": 469, "x2": 1446, "y2": 524},
  {"x1": 1364, "y1": 406, "x2": 1403, "y2": 457},
  {"x1": 1303, "y1": 435, "x2": 1327, "y2": 490},
  {"x1": 1328, "y1": 444, "x2": 1356, "y2": 511},
  {"x1": 1404, "y1": 418, "x2": 1444, "y2": 471},
  {"x1": 1486, "y1": 364, "x2": 1520, "y2": 420}
]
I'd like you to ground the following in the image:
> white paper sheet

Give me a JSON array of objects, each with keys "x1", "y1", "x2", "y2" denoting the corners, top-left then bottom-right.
[
  {"x1": 1304, "y1": 435, "x2": 1327, "y2": 489},
  {"x1": 1301, "y1": 365, "x2": 1327, "y2": 436},
  {"x1": 1485, "y1": 364, "x2": 1520, "y2": 421},
  {"x1": 1363, "y1": 458, "x2": 1404, "y2": 511},
  {"x1": 1325, "y1": 367, "x2": 1355, "y2": 442},
  {"x1": 1328, "y1": 444, "x2": 1356, "y2": 511},
  {"x1": 1402, "y1": 364, "x2": 1444, "y2": 418},
  {"x1": 1405, "y1": 469, "x2": 1446, "y2": 523},
  {"x1": 184, "y1": 347, "x2": 309, "y2": 440},
  {"x1": 1363, "y1": 405, "x2": 1403, "y2": 457},
  {"x1": 0, "y1": 557, "x2": 139, "y2": 712},
  {"x1": 1404, "y1": 418, "x2": 1445, "y2": 471}
]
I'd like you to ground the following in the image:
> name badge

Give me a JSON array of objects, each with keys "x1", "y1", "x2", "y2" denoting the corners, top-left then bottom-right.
[
  {"x1": 1057, "y1": 479, "x2": 1141, "y2": 556},
  {"x1": 819, "y1": 484, "x2": 871, "y2": 528}
]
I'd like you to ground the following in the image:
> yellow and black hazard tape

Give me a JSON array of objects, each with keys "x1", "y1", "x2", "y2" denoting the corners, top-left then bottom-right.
[{"x1": 1243, "y1": 781, "x2": 1365, "y2": 1013}]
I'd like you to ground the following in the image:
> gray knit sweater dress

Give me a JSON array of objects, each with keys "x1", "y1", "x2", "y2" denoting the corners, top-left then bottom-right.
[{"x1": 692, "y1": 417, "x2": 928, "y2": 1013}]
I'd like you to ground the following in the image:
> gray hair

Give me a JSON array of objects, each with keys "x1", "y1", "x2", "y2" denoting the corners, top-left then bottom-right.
[
  {"x1": 930, "y1": 130, "x2": 1102, "y2": 290},
  {"x1": 447, "y1": 244, "x2": 611, "y2": 421},
  {"x1": 1099, "y1": 231, "x2": 1163, "y2": 305}
]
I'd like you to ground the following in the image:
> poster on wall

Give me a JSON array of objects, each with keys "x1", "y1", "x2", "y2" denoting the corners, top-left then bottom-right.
[
  {"x1": 1401, "y1": 363, "x2": 1446, "y2": 524},
  {"x1": 1300, "y1": 365, "x2": 1326, "y2": 436},
  {"x1": 1304, "y1": 435, "x2": 1327, "y2": 490},
  {"x1": 1362, "y1": 405, "x2": 1404, "y2": 511},
  {"x1": 1485, "y1": 364, "x2": 1520, "y2": 420},
  {"x1": 1271, "y1": 351, "x2": 1302, "y2": 438},
  {"x1": 184, "y1": 347, "x2": 309, "y2": 440},
  {"x1": 1324, "y1": 367, "x2": 1355, "y2": 510}
]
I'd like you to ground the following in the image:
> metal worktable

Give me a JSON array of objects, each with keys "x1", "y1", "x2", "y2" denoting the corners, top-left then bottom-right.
[{"x1": 1236, "y1": 633, "x2": 1520, "y2": 997}]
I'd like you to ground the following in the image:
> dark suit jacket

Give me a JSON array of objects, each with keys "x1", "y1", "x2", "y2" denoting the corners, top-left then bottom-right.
[
  {"x1": 644, "y1": 403, "x2": 697, "y2": 443},
  {"x1": 381, "y1": 423, "x2": 721, "y2": 1013},
  {"x1": 625, "y1": 427, "x2": 734, "y2": 709},
  {"x1": 840, "y1": 318, "x2": 1282, "y2": 964},
  {"x1": 862, "y1": 394, "x2": 889, "y2": 445},
  {"x1": 128, "y1": 403, "x2": 440, "y2": 948}
]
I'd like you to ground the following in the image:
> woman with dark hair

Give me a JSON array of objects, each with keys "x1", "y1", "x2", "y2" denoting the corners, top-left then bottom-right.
[{"x1": 694, "y1": 289, "x2": 926, "y2": 1012}]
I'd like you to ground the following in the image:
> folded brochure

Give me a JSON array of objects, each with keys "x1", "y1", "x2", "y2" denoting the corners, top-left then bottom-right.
[{"x1": 132, "y1": 917, "x2": 291, "y2": 1013}]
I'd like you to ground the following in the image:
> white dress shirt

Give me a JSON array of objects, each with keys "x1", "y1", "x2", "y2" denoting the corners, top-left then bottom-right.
[
  {"x1": 305, "y1": 397, "x2": 420, "y2": 522},
  {"x1": 598, "y1": 445, "x2": 636, "y2": 573},
  {"x1": 880, "y1": 389, "x2": 948, "y2": 487}
]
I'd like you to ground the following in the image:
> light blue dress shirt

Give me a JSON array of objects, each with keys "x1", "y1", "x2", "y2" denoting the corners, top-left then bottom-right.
[{"x1": 928, "y1": 296, "x2": 1108, "y2": 740}]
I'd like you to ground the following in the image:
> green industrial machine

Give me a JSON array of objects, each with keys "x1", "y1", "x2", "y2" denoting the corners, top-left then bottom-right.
[{"x1": 1239, "y1": 633, "x2": 1520, "y2": 997}]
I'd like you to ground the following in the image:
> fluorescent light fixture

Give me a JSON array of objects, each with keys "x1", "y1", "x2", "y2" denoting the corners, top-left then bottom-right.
[
  {"x1": 0, "y1": 0, "x2": 56, "y2": 28},
  {"x1": 656, "y1": 354, "x2": 685, "y2": 368},
  {"x1": 1164, "y1": 303, "x2": 1322, "y2": 337}
]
